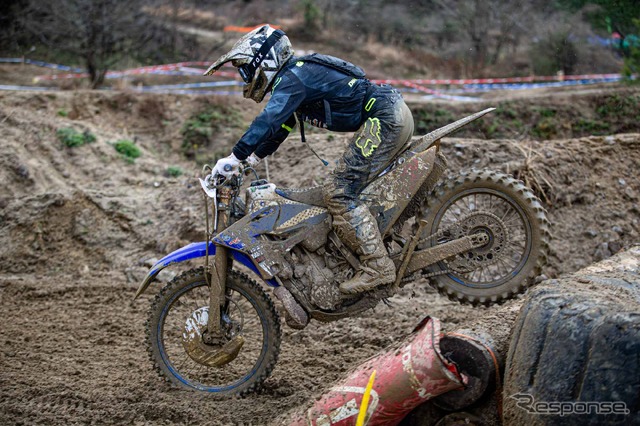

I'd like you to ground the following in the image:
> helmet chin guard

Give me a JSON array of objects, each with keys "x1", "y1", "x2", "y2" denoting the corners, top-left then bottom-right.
[{"x1": 204, "y1": 25, "x2": 293, "y2": 102}]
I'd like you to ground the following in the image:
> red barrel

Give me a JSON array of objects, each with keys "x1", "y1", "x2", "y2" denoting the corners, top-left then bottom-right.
[{"x1": 289, "y1": 317, "x2": 467, "y2": 426}]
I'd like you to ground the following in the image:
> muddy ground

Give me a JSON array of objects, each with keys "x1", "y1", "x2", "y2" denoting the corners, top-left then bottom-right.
[{"x1": 0, "y1": 85, "x2": 639, "y2": 425}]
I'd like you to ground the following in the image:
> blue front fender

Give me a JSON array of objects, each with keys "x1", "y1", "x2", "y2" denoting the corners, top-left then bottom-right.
[{"x1": 133, "y1": 241, "x2": 279, "y2": 299}]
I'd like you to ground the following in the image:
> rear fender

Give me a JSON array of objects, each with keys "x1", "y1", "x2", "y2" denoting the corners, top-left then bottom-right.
[{"x1": 133, "y1": 241, "x2": 278, "y2": 300}]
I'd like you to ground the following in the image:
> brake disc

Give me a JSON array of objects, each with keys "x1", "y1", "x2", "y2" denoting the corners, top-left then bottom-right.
[
  {"x1": 444, "y1": 211, "x2": 509, "y2": 274},
  {"x1": 181, "y1": 307, "x2": 244, "y2": 367}
]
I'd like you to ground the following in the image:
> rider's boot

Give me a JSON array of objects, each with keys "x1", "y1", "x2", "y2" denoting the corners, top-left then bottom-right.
[{"x1": 332, "y1": 205, "x2": 396, "y2": 294}]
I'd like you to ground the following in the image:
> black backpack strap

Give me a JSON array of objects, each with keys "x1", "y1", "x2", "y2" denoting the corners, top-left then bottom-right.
[
  {"x1": 295, "y1": 112, "x2": 328, "y2": 166},
  {"x1": 299, "y1": 53, "x2": 366, "y2": 78}
]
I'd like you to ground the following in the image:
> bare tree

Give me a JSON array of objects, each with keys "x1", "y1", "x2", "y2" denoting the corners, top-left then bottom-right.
[
  {"x1": 487, "y1": 1, "x2": 536, "y2": 65},
  {"x1": 433, "y1": 0, "x2": 534, "y2": 74},
  {"x1": 20, "y1": 0, "x2": 166, "y2": 88}
]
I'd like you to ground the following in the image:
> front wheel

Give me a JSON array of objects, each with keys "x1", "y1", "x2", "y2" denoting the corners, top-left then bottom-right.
[
  {"x1": 420, "y1": 170, "x2": 551, "y2": 305},
  {"x1": 146, "y1": 267, "x2": 281, "y2": 395}
]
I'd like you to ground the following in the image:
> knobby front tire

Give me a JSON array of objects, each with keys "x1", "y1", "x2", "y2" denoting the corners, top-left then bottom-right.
[{"x1": 145, "y1": 267, "x2": 281, "y2": 396}]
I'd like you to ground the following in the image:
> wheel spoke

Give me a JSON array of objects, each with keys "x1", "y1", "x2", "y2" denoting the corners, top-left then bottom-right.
[
  {"x1": 498, "y1": 253, "x2": 517, "y2": 271},
  {"x1": 148, "y1": 271, "x2": 280, "y2": 394},
  {"x1": 427, "y1": 185, "x2": 536, "y2": 289},
  {"x1": 501, "y1": 206, "x2": 515, "y2": 223}
]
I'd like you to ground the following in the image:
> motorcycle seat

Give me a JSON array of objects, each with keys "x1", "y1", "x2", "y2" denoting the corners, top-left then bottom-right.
[{"x1": 275, "y1": 186, "x2": 327, "y2": 208}]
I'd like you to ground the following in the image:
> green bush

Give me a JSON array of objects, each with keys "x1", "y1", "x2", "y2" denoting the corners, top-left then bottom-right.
[
  {"x1": 535, "y1": 107, "x2": 557, "y2": 118},
  {"x1": 85, "y1": 133, "x2": 97, "y2": 144},
  {"x1": 166, "y1": 166, "x2": 183, "y2": 177},
  {"x1": 497, "y1": 106, "x2": 518, "y2": 119},
  {"x1": 114, "y1": 139, "x2": 141, "y2": 163},
  {"x1": 532, "y1": 117, "x2": 557, "y2": 140},
  {"x1": 573, "y1": 119, "x2": 610, "y2": 135},
  {"x1": 414, "y1": 108, "x2": 455, "y2": 134},
  {"x1": 181, "y1": 105, "x2": 243, "y2": 159},
  {"x1": 622, "y1": 19, "x2": 640, "y2": 83},
  {"x1": 57, "y1": 127, "x2": 96, "y2": 147},
  {"x1": 596, "y1": 93, "x2": 639, "y2": 117}
]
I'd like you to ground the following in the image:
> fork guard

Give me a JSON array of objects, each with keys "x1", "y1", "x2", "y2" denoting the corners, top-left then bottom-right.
[{"x1": 133, "y1": 241, "x2": 278, "y2": 300}]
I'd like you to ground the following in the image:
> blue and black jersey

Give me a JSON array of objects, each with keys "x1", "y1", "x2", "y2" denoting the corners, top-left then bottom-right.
[{"x1": 233, "y1": 56, "x2": 376, "y2": 160}]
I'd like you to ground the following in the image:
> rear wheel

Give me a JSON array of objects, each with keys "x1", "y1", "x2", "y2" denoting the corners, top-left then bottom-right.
[
  {"x1": 146, "y1": 267, "x2": 281, "y2": 395},
  {"x1": 420, "y1": 170, "x2": 550, "y2": 305}
]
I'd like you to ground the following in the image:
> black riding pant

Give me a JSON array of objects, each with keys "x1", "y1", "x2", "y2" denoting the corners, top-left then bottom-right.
[{"x1": 323, "y1": 86, "x2": 414, "y2": 215}]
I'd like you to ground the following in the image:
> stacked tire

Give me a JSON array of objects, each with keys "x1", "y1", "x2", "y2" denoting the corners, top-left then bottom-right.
[{"x1": 503, "y1": 247, "x2": 640, "y2": 425}]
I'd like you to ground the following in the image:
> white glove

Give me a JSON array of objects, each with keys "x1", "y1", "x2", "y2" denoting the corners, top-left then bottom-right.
[
  {"x1": 212, "y1": 153, "x2": 241, "y2": 178},
  {"x1": 244, "y1": 153, "x2": 262, "y2": 168}
]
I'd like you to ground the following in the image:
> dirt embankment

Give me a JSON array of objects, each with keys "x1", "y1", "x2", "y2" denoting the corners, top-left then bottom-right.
[
  {"x1": 0, "y1": 87, "x2": 639, "y2": 425},
  {"x1": 410, "y1": 85, "x2": 640, "y2": 141}
]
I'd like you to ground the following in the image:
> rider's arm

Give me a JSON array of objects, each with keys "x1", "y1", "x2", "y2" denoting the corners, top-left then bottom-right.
[
  {"x1": 254, "y1": 114, "x2": 296, "y2": 158},
  {"x1": 232, "y1": 72, "x2": 306, "y2": 160}
]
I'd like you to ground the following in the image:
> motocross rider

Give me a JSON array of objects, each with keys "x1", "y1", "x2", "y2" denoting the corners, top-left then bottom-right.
[{"x1": 205, "y1": 25, "x2": 414, "y2": 294}]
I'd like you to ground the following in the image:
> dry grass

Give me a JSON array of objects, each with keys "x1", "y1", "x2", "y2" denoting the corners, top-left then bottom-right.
[{"x1": 503, "y1": 142, "x2": 557, "y2": 205}]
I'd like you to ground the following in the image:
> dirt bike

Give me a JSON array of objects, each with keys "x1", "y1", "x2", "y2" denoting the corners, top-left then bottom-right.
[{"x1": 134, "y1": 108, "x2": 550, "y2": 395}]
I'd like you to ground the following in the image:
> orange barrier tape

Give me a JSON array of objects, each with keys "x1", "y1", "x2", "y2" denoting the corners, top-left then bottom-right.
[{"x1": 223, "y1": 24, "x2": 282, "y2": 33}]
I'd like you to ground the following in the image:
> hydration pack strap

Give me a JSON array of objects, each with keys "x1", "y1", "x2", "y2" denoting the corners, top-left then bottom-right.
[
  {"x1": 296, "y1": 112, "x2": 306, "y2": 143},
  {"x1": 295, "y1": 113, "x2": 328, "y2": 166}
]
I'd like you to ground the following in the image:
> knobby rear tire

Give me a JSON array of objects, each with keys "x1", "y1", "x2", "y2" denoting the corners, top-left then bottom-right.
[{"x1": 421, "y1": 169, "x2": 551, "y2": 305}]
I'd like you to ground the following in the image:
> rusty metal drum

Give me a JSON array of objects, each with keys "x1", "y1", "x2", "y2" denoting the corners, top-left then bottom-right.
[{"x1": 288, "y1": 317, "x2": 467, "y2": 426}]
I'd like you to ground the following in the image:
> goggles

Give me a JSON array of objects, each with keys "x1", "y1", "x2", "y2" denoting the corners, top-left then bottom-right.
[{"x1": 236, "y1": 29, "x2": 285, "y2": 84}]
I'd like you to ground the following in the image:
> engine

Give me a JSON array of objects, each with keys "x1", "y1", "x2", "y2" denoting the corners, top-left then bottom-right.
[
  {"x1": 283, "y1": 236, "x2": 356, "y2": 311},
  {"x1": 243, "y1": 181, "x2": 354, "y2": 310}
]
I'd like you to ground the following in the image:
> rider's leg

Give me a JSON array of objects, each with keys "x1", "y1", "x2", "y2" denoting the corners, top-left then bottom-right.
[{"x1": 323, "y1": 91, "x2": 414, "y2": 294}]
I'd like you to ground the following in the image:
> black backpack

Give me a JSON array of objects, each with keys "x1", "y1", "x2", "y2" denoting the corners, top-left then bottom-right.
[{"x1": 298, "y1": 53, "x2": 366, "y2": 78}]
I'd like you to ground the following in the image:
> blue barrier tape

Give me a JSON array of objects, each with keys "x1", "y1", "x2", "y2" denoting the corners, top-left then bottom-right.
[
  {"x1": 420, "y1": 94, "x2": 480, "y2": 102},
  {"x1": 137, "y1": 81, "x2": 243, "y2": 90},
  {"x1": 135, "y1": 89, "x2": 243, "y2": 95},
  {"x1": 0, "y1": 58, "x2": 84, "y2": 72},
  {"x1": 0, "y1": 85, "x2": 59, "y2": 91},
  {"x1": 106, "y1": 70, "x2": 202, "y2": 78},
  {"x1": 463, "y1": 77, "x2": 622, "y2": 91}
]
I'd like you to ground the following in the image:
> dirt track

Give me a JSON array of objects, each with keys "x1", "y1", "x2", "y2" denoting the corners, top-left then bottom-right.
[{"x1": 0, "y1": 87, "x2": 639, "y2": 425}]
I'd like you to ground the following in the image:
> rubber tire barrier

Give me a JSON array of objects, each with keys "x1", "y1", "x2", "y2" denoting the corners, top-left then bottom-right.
[
  {"x1": 503, "y1": 268, "x2": 640, "y2": 425},
  {"x1": 146, "y1": 267, "x2": 281, "y2": 396}
]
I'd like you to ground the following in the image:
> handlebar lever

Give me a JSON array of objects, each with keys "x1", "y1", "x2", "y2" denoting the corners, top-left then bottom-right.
[{"x1": 199, "y1": 177, "x2": 218, "y2": 199}]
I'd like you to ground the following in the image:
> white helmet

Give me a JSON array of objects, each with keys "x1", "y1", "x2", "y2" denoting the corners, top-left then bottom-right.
[{"x1": 204, "y1": 25, "x2": 294, "y2": 103}]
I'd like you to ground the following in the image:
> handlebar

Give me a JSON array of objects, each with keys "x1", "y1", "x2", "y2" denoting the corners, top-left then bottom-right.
[
  {"x1": 201, "y1": 162, "x2": 260, "y2": 192},
  {"x1": 199, "y1": 163, "x2": 261, "y2": 199}
]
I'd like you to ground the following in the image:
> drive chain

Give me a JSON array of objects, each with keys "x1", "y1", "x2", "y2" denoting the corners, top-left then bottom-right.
[
  {"x1": 400, "y1": 225, "x2": 451, "y2": 285},
  {"x1": 402, "y1": 211, "x2": 509, "y2": 284}
]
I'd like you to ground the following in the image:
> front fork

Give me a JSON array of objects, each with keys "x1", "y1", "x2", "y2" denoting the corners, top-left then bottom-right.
[{"x1": 204, "y1": 186, "x2": 232, "y2": 344}]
